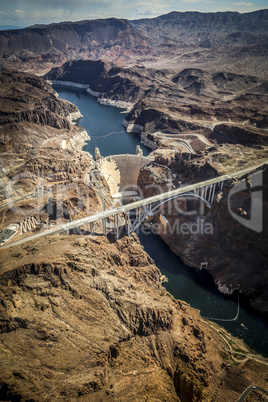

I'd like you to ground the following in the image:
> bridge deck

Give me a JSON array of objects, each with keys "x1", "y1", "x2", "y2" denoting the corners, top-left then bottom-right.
[{"x1": 1, "y1": 161, "x2": 267, "y2": 249}]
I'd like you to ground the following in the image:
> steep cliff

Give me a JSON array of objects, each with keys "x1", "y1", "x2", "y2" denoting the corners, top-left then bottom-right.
[
  {"x1": 0, "y1": 68, "x2": 89, "y2": 148},
  {"x1": 0, "y1": 18, "x2": 151, "y2": 73},
  {"x1": 45, "y1": 60, "x2": 149, "y2": 104},
  {"x1": 0, "y1": 234, "x2": 267, "y2": 401},
  {"x1": 137, "y1": 148, "x2": 268, "y2": 317},
  {"x1": 132, "y1": 10, "x2": 268, "y2": 46},
  {"x1": 0, "y1": 11, "x2": 267, "y2": 77},
  {"x1": 45, "y1": 60, "x2": 268, "y2": 154}
]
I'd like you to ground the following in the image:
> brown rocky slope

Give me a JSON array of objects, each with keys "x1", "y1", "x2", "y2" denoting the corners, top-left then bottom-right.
[
  {"x1": 137, "y1": 147, "x2": 268, "y2": 317},
  {"x1": 0, "y1": 18, "x2": 152, "y2": 73},
  {"x1": 0, "y1": 10, "x2": 267, "y2": 77},
  {"x1": 0, "y1": 68, "x2": 89, "y2": 149},
  {"x1": 0, "y1": 234, "x2": 267, "y2": 401},
  {"x1": 44, "y1": 60, "x2": 268, "y2": 154},
  {"x1": 0, "y1": 63, "x2": 267, "y2": 402}
]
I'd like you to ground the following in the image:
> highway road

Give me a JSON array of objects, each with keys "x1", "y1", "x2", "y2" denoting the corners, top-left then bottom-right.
[{"x1": 1, "y1": 161, "x2": 267, "y2": 250}]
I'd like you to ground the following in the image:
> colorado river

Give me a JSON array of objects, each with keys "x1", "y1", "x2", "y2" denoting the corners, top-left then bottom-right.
[{"x1": 55, "y1": 85, "x2": 268, "y2": 357}]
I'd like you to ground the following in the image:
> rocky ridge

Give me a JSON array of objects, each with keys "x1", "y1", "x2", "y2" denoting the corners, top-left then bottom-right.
[
  {"x1": 43, "y1": 59, "x2": 268, "y2": 317},
  {"x1": 132, "y1": 10, "x2": 268, "y2": 79},
  {"x1": 44, "y1": 60, "x2": 268, "y2": 154},
  {"x1": 0, "y1": 18, "x2": 152, "y2": 73},
  {"x1": 0, "y1": 11, "x2": 267, "y2": 77},
  {"x1": 0, "y1": 234, "x2": 267, "y2": 401},
  {"x1": 132, "y1": 10, "x2": 268, "y2": 48},
  {"x1": 0, "y1": 70, "x2": 99, "y2": 244},
  {"x1": 0, "y1": 47, "x2": 268, "y2": 402},
  {"x1": 0, "y1": 68, "x2": 89, "y2": 149},
  {"x1": 137, "y1": 147, "x2": 268, "y2": 316}
]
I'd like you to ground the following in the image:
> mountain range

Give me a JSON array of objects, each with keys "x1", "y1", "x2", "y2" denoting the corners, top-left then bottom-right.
[
  {"x1": 0, "y1": 9, "x2": 268, "y2": 400},
  {"x1": 0, "y1": 10, "x2": 267, "y2": 75}
]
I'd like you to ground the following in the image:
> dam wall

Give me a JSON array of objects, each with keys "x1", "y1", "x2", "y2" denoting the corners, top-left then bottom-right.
[{"x1": 99, "y1": 154, "x2": 152, "y2": 196}]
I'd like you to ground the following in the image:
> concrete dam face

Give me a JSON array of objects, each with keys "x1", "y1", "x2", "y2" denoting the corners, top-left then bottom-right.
[{"x1": 98, "y1": 154, "x2": 152, "y2": 198}]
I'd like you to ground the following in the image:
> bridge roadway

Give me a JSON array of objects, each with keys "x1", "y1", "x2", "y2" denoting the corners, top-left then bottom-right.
[{"x1": 1, "y1": 161, "x2": 267, "y2": 249}]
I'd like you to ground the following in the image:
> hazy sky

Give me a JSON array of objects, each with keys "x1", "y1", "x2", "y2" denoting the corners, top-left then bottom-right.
[{"x1": 0, "y1": 0, "x2": 267, "y2": 27}]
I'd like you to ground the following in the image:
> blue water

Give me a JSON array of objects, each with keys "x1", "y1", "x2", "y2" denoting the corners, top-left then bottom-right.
[
  {"x1": 53, "y1": 85, "x2": 150, "y2": 157},
  {"x1": 55, "y1": 85, "x2": 268, "y2": 357},
  {"x1": 138, "y1": 230, "x2": 268, "y2": 356}
]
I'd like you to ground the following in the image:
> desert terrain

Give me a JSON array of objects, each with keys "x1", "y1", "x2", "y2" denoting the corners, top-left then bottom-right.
[{"x1": 0, "y1": 9, "x2": 267, "y2": 401}]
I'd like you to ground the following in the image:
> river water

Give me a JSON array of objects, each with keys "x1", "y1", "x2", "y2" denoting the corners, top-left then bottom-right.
[{"x1": 55, "y1": 85, "x2": 268, "y2": 357}]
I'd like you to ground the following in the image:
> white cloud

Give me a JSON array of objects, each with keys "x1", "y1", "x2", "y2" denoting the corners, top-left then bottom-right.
[
  {"x1": 135, "y1": 0, "x2": 174, "y2": 17},
  {"x1": 136, "y1": 8, "x2": 156, "y2": 16},
  {"x1": 136, "y1": 8, "x2": 145, "y2": 14},
  {"x1": 0, "y1": 0, "x2": 262, "y2": 27},
  {"x1": 233, "y1": 1, "x2": 254, "y2": 5},
  {"x1": 135, "y1": 0, "x2": 173, "y2": 9}
]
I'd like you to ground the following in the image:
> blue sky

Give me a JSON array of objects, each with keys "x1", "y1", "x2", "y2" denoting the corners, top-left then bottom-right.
[{"x1": 0, "y1": 0, "x2": 267, "y2": 27}]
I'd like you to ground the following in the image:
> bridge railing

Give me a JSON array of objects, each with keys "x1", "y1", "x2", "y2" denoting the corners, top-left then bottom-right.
[{"x1": 1, "y1": 161, "x2": 267, "y2": 248}]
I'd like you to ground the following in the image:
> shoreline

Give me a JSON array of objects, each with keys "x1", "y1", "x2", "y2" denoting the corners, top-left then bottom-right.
[
  {"x1": 53, "y1": 83, "x2": 268, "y2": 329},
  {"x1": 46, "y1": 81, "x2": 91, "y2": 152},
  {"x1": 47, "y1": 80, "x2": 134, "y2": 113},
  {"x1": 66, "y1": 108, "x2": 90, "y2": 152},
  {"x1": 122, "y1": 119, "x2": 157, "y2": 150}
]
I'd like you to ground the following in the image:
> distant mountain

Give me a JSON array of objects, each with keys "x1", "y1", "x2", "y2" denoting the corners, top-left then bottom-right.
[
  {"x1": 131, "y1": 9, "x2": 268, "y2": 46},
  {"x1": 0, "y1": 18, "x2": 152, "y2": 72},
  {"x1": 0, "y1": 10, "x2": 267, "y2": 74},
  {"x1": 131, "y1": 9, "x2": 268, "y2": 79}
]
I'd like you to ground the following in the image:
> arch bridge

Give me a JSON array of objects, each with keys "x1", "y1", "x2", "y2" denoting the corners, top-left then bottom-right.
[{"x1": 2, "y1": 161, "x2": 266, "y2": 249}]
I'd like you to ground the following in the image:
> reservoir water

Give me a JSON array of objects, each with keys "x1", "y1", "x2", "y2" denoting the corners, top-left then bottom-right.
[
  {"x1": 55, "y1": 86, "x2": 150, "y2": 157},
  {"x1": 55, "y1": 85, "x2": 268, "y2": 357}
]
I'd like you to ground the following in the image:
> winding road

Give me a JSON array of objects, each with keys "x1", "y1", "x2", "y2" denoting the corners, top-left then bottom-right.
[{"x1": 237, "y1": 385, "x2": 268, "y2": 401}]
